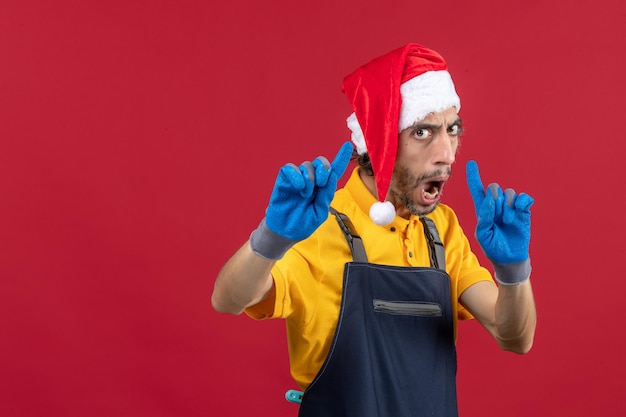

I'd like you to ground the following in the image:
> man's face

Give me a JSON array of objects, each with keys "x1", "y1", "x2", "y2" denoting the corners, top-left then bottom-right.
[{"x1": 388, "y1": 107, "x2": 462, "y2": 217}]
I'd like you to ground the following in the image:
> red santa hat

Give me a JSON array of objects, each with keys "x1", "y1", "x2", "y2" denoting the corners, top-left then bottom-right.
[{"x1": 342, "y1": 43, "x2": 461, "y2": 226}]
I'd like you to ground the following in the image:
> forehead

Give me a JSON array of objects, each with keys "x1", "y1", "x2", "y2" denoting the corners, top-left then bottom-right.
[{"x1": 414, "y1": 106, "x2": 459, "y2": 124}]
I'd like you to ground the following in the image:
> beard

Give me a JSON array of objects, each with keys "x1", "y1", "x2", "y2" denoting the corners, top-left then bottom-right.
[{"x1": 388, "y1": 166, "x2": 451, "y2": 216}]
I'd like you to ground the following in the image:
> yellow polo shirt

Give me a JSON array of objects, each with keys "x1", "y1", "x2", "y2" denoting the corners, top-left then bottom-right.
[{"x1": 246, "y1": 167, "x2": 492, "y2": 389}]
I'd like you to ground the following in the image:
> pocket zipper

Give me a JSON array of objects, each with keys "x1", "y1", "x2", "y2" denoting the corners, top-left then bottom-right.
[{"x1": 373, "y1": 299, "x2": 442, "y2": 317}]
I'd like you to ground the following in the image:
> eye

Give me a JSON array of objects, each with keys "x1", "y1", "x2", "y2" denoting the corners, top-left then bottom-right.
[
  {"x1": 412, "y1": 128, "x2": 432, "y2": 140},
  {"x1": 448, "y1": 124, "x2": 463, "y2": 136}
]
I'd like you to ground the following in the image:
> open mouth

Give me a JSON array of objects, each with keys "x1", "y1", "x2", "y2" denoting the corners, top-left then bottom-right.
[{"x1": 421, "y1": 180, "x2": 445, "y2": 203}]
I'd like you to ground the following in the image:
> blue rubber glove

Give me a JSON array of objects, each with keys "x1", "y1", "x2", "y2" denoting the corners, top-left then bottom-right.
[
  {"x1": 250, "y1": 142, "x2": 353, "y2": 260},
  {"x1": 466, "y1": 160, "x2": 534, "y2": 285}
]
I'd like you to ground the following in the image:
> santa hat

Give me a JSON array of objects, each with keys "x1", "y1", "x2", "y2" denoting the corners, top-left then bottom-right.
[{"x1": 342, "y1": 43, "x2": 461, "y2": 226}]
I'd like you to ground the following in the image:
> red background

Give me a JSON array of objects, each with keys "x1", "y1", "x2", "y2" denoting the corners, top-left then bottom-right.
[{"x1": 1, "y1": 1, "x2": 625, "y2": 416}]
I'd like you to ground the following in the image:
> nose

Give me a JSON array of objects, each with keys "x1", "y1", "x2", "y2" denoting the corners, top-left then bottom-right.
[{"x1": 433, "y1": 132, "x2": 457, "y2": 165}]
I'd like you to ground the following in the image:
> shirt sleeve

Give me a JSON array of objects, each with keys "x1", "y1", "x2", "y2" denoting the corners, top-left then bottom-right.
[
  {"x1": 244, "y1": 260, "x2": 292, "y2": 320},
  {"x1": 244, "y1": 235, "x2": 321, "y2": 321},
  {"x1": 435, "y1": 205, "x2": 494, "y2": 320}
]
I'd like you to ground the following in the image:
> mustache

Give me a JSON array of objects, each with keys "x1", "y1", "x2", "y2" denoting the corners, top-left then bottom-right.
[{"x1": 412, "y1": 167, "x2": 451, "y2": 187}]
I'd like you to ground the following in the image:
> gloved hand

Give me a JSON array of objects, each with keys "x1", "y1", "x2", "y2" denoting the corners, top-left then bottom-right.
[
  {"x1": 250, "y1": 141, "x2": 354, "y2": 260},
  {"x1": 466, "y1": 160, "x2": 534, "y2": 285}
]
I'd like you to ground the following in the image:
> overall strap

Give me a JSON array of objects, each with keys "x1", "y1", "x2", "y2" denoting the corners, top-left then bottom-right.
[
  {"x1": 330, "y1": 209, "x2": 446, "y2": 270},
  {"x1": 329, "y1": 208, "x2": 368, "y2": 263},
  {"x1": 419, "y1": 216, "x2": 446, "y2": 271}
]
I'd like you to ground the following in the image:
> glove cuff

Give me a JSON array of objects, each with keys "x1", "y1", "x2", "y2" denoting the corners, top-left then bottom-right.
[
  {"x1": 249, "y1": 218, "x2": 297, "y2": 260},
  {"x1": 493, "y1": 258, "x2": 531, "y2": 286}
]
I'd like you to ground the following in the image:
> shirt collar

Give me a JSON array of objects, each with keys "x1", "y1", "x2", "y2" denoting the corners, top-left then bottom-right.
[{"x1": 344, "y1": 167, "x2": 414, "y2": 231}]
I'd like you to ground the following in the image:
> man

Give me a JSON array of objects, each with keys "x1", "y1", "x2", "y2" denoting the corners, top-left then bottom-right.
[{"x1": 212, "y1": 43, "x2": 537, "y2": 417}]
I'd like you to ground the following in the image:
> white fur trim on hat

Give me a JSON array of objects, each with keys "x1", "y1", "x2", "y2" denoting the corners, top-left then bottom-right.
[
  {"x1": 347, "y1": 70, "x2": 460, "y2": 154},
  {"x1": 346, "y1": 112, "x2": 367, "y2": 155},
  {"x1": 399, "y1": 70, "x2": 460, "y2": 132}
]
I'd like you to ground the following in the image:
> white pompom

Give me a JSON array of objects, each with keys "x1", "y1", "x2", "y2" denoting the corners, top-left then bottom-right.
[{"x1": 369, "y1": 201, "x2": 396, "y2": 226}]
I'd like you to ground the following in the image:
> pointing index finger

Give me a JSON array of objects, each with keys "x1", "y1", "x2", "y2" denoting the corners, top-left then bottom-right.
[
  {"x1": 330, "y1": 141, "x2": 354, "y2": 178},
  {"x1": 466, "y1": 160, "x2": 486, "y2": 209}
]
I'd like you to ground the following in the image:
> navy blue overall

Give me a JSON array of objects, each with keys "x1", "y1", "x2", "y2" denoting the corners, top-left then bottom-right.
[{"x1": 297, "y1": 209, "x2": 458, "y2": 417}]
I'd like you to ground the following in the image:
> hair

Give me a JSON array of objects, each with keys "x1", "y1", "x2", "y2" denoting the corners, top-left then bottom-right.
[{"x1": 352, "y1": 149, "x2": 374, "y2": 176}]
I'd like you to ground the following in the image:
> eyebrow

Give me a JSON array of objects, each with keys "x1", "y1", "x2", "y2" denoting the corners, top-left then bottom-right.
[{"x1": 411, "y1": 117, "x2": 463, "y2": 129}]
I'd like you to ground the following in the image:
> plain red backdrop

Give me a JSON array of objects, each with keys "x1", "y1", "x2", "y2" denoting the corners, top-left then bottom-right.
[{"x1": 1, "y1": 1, "x2": 625, "y2": 416}]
